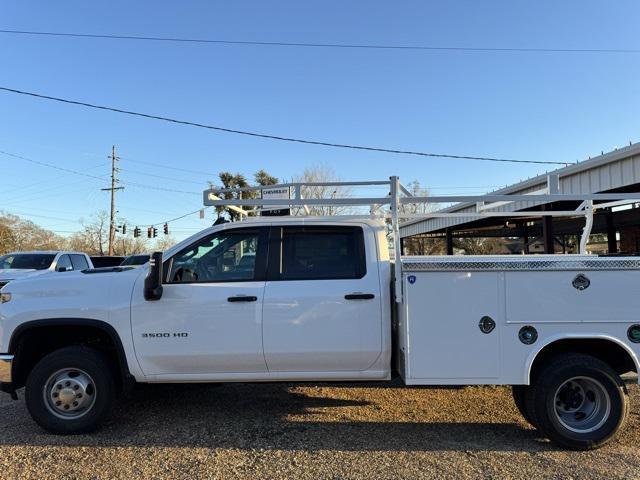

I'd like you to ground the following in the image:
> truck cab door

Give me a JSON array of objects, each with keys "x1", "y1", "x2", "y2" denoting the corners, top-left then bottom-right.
[
  {"x1": 262, "y1": 225, "x2": 383, "y2": 373},
  {"x1": 131, "y1": 227, "x2": 269, "y2": 376}
]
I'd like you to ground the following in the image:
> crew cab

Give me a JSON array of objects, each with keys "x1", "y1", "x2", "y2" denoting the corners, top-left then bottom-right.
[
  {"x1": 1, "y1": 216, "x2": 639, "y2": 450},
  {"x1": 0, "y1": 251, "x2": 94, "y2": 289}
]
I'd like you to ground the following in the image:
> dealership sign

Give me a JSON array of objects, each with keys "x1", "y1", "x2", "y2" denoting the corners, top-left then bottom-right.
[{"x1": 261, "y1": 186, "x2": 291, "y2": 216}]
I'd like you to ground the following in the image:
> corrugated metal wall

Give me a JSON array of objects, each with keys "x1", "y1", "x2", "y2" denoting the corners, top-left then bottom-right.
[{"x1": 400, "y1": 144, "x2": 640, "y2": 238}]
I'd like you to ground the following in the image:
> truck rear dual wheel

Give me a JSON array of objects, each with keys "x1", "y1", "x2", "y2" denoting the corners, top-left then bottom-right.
[
  {"x1": 511, "y1": 385, "x2": 538, "y2": 428},
  {"x1": 528, "y1": 353, "x2": 629, "y2": 450},
  {"x1": 25, "y1": 346, "x2": 116, "y2": 434}
]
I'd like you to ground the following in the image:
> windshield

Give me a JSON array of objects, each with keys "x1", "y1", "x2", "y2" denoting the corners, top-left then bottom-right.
[
  {"x1": 0, "y1": 253, "x2": 56, "y2": 270},
  {"x1": 121, "y1": 255, "x2": 150, "y2": 266}
]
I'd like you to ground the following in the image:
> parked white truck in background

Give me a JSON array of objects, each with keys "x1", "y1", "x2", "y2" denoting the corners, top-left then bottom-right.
[
  {"x1": 1, "y1": 178, "x2": 640, "y2": 450},
  {"x1": 0, "y1": 251, "x2": 94, "y2": 289}
]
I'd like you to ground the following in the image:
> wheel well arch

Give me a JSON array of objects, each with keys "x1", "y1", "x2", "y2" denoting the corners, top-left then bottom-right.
[
  {"x1": 8, "y1": 319, "x2": 132, "y2": 389},
  {"x1": 526, "y1": 335, "x2": 638, "y2": 384}
]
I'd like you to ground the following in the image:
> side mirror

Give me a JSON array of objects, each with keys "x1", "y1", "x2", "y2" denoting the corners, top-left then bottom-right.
[
  {"x1": 57, "y1": 266, "x2": 69, "y2": 272},
  {"x1": 144, "y1": 251, "x2": 164, "y2": 301}
]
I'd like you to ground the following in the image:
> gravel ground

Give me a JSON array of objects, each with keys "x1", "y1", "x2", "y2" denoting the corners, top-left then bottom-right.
[{"x1": 1, "y1": 381, "x2": 639, "y2": 479}]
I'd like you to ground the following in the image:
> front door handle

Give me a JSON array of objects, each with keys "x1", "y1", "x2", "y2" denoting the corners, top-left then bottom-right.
[
  {"x1": 227, "y1": 295, "x2": 258, "y2": 302},
  {"x1": 345, "y1": 293, "x2": 375, "y2": 300}
]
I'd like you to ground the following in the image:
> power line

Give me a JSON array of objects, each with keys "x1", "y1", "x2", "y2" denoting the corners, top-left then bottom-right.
[
  {"x1": 0, "y1": 87, "x2": 569, "y2": 166},
  {"x1": 121, "y1": 157, "x2": 215, "y2": 176},
  {"x1": 117, "y1": 203, "x2": 196, "y2": 216},
  {"x1": 148, "y1": 207, "x2": 211, "y2": 227},
  {"x1": 1, "y1": 29, "x2": 638, "y2": 54},
  {"x1": 0, "y1": 149, "x2": 107, "y2": 181},
  {"x1": 120, "y1": 203, "x2": 204, "y2": 218},
  {"x1": 0, "y1": 147, "x2": 208, "y2": 235},
  {"x1": 121, "y1": 180, "x2": 199, "y2": 195},
  {"x1": 0, "y1": 149, "x2": 201, "y2": 195},
  {"x1": 6, "y1": 196, "x2": 206, "y2": 234},
  {"x1": 4, "y1": 149, "x2": 499, "y2": 192},
  {"x1": 1, "y1": 162, "x2": 108, "y2": 196},
  {"x1": 350, "y1": 184, "x2": 502, "y2": 190},
  {"x1": 119, "y1": 167, "x2": 206, "y2": 186},
  {"x1": 2, "y1": 210, "x2": 83, "y2": 224},
  {"x1": 1, "y1": 183, "x2": 100, "y2": 208}
]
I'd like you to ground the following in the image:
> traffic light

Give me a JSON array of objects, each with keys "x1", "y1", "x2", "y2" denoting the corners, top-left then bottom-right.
[
  {"x1": 152, "y1": 227, "x2": 158, "y2": 238},
  {"x1": 121, "y1": 224, "x2": 126, "y2": 235},
  {"x1": 133, "y1": 227, "x2": 140, "y2": 238},
  {"x1": 147, "y1": 227, "x2": 152, "y2": 238},
  {"x1": 163, "y1": 223, "x2": 169, "y2": 235}
]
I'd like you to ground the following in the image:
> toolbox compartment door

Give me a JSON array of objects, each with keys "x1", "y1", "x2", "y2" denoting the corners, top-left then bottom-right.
[
  {"x1": 405, "y1": 271, "x2": 501, "y2": 382},
  {"x1": 505, "y1": 270, "x2": 640, "y2": 324}
]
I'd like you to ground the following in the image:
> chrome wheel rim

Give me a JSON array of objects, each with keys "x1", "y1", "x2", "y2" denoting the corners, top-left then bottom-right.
[
  {"x1": 43, "y1": 368, "x2": 97, "y2": 419},
  {"x1": 553, "y1": 376, "x2": 610, "y2": 433}
]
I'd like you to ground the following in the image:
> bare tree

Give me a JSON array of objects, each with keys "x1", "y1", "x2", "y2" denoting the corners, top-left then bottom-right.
[
  {"x1": 115, "y1": 235, "x2": 149, "y2": 255},
  {"x1": 68, "y1": 211, "x2": 110, "y2": 255},
  {"x1": 0, "y1": 212, "x2": 67, "y2": 254},
  {"x1": 67, "y1": 211, "x2": 149, "y2": 255},
  {"x1": 65, "y1": 233, "x2": 95, "y2": 255},
  {"x1": 382, "y1": 180, "x2": 438, "y2": 253},
  {"x1": 402, "y1": 235, "x2": 448, "y2": 255},
  {"x1": 293, "y1": 165, "x2": 352, "y2": 216},
  {"x1": 454, "y1": 237, "x2": 506, "y2": 255},
  {"x1": 0, "y1": 211, "x2": 153, "y2": 257},
  {"x1": 154, "y1": 235, "x2": 177, "y2": 252},
  {"x1": 400, "y1": 180, "x2": 437, "y2": 216},
  {"x1": 0, "y1": 220, "x2": 17, "y2": 254}
]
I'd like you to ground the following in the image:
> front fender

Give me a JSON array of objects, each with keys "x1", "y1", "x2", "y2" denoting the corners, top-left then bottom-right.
[
  {"x1": 0, "y1": 267, "x2": 147, "y2": 381},
  {"x1": 8, "y1": 318, "x2": 134, "y2": 383}
]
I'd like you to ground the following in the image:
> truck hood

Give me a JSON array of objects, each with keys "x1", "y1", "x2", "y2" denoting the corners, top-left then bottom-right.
[
  {"x1": 0, "y1": 266, "x2": 146, "y2": 354},
  {"x1": 3, "y1": 267, "x2": 143, "y2": 291}
]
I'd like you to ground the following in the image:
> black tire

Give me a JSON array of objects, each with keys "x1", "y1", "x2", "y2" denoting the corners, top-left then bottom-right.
[
  {"x1": 25, "y1": 346, "x2": 116, "y2": 434},
  {"x1": 529, "y1": 353, "x2": 628, "y2": 450},
  {"x1": 512, "y1": 385, "x2": 538, "y2": 428}
]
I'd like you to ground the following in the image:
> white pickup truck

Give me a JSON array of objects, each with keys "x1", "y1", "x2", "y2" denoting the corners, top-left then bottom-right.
[
  {"x1": 1, "y1": 179, "x2": 640, "y2": 450},
  {"x1": 0, "y1": 250, "x2": 94, "y2": 288}
]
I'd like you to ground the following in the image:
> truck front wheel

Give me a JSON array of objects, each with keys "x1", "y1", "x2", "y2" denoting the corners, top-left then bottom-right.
[
  {"x1": 530, "y1": 353, "x2": 628, "y2": 450},
  {"x1": 25, "y1": 346, "x2": 116, "y2": 434}
]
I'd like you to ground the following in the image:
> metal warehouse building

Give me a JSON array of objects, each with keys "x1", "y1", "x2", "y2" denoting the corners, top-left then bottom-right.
[{"x1": 400, "y1": 142, "x2": 640, "y2": 256}]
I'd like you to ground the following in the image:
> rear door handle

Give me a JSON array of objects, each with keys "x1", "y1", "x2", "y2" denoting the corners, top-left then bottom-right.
[
  {"x1": 227, "y1": 295, "x2": 258, "y2": 302},
  {"x1": 345, "y1": 293, "x2": 375, "y2": 300}
]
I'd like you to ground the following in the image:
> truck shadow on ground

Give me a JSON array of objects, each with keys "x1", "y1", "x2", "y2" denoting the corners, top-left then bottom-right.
[{"x1": 0, "y1": 383, "x2": 564, "y2": 452}]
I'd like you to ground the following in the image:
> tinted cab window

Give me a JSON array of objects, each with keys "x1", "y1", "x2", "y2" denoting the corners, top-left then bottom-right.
[
  {"x1": 70, "y1": 254, "x2": 89, "y2": 270},
  {"x1": 278, "y1": 226, "x2": 366, "y2": 280},
  {"x1": 56, "y1": 255, "x2": 73, "y2": 271}
]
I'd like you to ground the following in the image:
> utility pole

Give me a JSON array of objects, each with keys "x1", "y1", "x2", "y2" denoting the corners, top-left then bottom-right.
[{"x1": 101, "y1": 146, "x2": 124, "y2": 255}]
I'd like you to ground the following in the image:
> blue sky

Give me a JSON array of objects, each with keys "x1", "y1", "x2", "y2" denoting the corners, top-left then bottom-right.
[{"x1": 1, "y1": 1, "x2": 639, "y2": 242}]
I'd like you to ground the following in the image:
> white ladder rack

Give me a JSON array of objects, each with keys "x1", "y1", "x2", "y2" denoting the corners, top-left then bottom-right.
[{"x1": 203, "y1": 176, "x2": 640, "y2": 302}]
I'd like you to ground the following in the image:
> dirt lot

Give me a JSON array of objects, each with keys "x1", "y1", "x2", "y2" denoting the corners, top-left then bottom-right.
[{"x1": 1, "y1": 381, "x2": 639, "y2": 479}]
